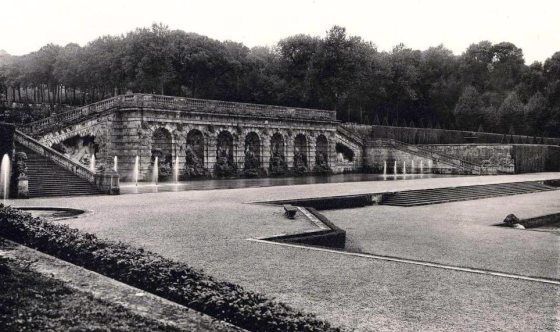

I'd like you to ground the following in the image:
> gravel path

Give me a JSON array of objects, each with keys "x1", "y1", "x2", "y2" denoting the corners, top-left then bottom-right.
[{"x1": 6, "y1": 173, "x2": 560, "y2": 331}]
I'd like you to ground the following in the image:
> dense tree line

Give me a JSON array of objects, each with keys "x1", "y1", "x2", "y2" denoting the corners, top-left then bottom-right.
[{"x1": 1, "y1": 24, "x2": 559, "y2": 137}]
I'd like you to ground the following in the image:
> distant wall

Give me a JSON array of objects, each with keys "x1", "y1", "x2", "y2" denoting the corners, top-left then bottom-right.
[
  {"x1": 422, "y1": 144, "x2": 514, "y2": 173},
  {"x1": 421, "y1": 144, "x2": 560, "y2": 173},
  {"x1": 512, "y1": 145, "x2": 560, "y2": 173},
  {"x1": 362, "y1": 139, "x2": 467, "y2": 174},
  {"x1": 341, "y1": 123, "x2": 560, "y2": 146},
  {"x1": 364, "y1": 146, "x2": 442, "y2": 173}
]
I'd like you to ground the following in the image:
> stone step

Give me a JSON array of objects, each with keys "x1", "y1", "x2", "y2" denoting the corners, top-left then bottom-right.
[
  {"x1": 391, "y1": 186, "x2": 550, "y2": 198},
  {"x1": 389, "y1": 185, "x2": 551, "y2": 199},
  {"x1": 386, "y1": 191, "x2": 543, "y2": 206},
  {"x1": 29, "y1": 188, "x2": 99, "y2": 193},
  {"x1": 383, "y1": 181, "x2": 557, "y2": 207},
  {"x1": 29, "y1": 183, "x2": 96, "y2": 188},
  {"x1": 388, "y1": 187, "x2": 551, "y2": 201},
  {"x1": 16, "y1": 144, "x2": 102, "y2": 197}
]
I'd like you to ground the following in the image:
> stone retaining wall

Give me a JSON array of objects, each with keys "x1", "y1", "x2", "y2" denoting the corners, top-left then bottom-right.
[
  {"x1": 342, "y1": 123, "x2": 560, "y2": 145},
  {"x1": 421, "y1": 144, "x2": 560, "y2": 174},
  {"x1": 422, "y1": 144, "x2": 514, "y2": 173},
  {"x1": 363, "y1": 146, "x2": 445, "y2": 174}
]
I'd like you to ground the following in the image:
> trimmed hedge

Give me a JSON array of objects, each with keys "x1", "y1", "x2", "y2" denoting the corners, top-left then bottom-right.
[{"x1": 0, "y1": 205, "x2": 341, "y2": 332}]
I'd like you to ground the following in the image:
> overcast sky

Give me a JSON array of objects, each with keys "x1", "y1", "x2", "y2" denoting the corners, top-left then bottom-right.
[{"x1": 1, "y1": 0, "x2": 559, "y2": 63}]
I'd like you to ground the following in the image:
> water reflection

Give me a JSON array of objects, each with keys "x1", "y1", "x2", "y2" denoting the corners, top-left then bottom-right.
[{"x1": 120, "y1": 173, "x2": 456, "y2": 194}]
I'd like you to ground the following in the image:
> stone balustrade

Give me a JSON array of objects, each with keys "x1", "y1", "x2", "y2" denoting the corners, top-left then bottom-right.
[
  {"x1": 14, "y1": 130, "x2": 119, "y2": 194},
  {"x1": 15, "y1": 130, "x2": 97, "y2": 183},
  {"x1": 27, "y1": 94, "x2": 337, "y2": 135}
]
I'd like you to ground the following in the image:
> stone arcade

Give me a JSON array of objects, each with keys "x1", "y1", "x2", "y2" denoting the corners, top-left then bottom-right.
[{"x1": 30, "y1": 94, "x2": 362, "y2": 181}]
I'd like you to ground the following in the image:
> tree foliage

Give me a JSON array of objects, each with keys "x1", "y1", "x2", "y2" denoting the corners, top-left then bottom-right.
[{"x1": 1, "y1": 24, "x2": 559, "y2": 136}]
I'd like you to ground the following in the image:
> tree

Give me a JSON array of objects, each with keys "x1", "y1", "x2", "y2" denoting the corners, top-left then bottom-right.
[
  {"x1": 276, "y1": 34, "x2": 321, "y2": 107},
  {"x1": 454, "y1": 86, "x2": 484, "y2": 131},
  {"x1": 417, "y1": 45, "x2": 461, "y2": 128},
  {"x1": 240, "y1": 46, "x2": 282, "y2": 104},
  {"x1": 1, "y1": 24, "x2": 560, "y2": 137},
  {"x1": 516, "y1": 61, "x2": 546, "y2": 103},
  {"x1": 459, "y1": 41, "x2": 493, "y2": 91},
  {"x1": 313, "y1": 26, "x2": 370, "y2": 119},
  {"x1": 524, "y1": 92, "x2": 548, "y2": 135},
  {"x1": 498, "y1": 92, "x2": 524, "y2": 134},
  {"x1": 379, "y1": 44, "x2": 422, "y2": 126},
  {"x1": 122, "y1": 24, "x2": 175, "y2": 95},
  {"x1": 489, "y1": 42, "x2": 525, "y2": 91},
  {"x1": 53, "y1": 43, "x2": 84, "y2": 104}
]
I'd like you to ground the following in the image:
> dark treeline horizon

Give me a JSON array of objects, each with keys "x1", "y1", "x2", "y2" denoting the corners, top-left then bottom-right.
[{"x1": 1, "y1": 23, "x2": 559, "y2": 137}]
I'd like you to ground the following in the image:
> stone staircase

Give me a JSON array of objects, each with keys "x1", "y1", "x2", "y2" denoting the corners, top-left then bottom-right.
[
  {"x1": 18, "y1": 145, "x2": 102, "y2": 198},
  {"x1": 382, "y1": 181, "x2": 557, "y2": 207},
  {"x1": 370, "y1": 138, "x2": 485, "y2": 175},
  {"x1": 334, "y1": 126, "x2": 364, "y2": 172},
  {"x1": 339, "y1": 125, "x2": 487, "y2": 175}
]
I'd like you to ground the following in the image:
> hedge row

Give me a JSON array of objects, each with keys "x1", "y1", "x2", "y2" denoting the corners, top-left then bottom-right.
[{"x1": 0, "y1": 205, "x2": 340, "y2": 332}]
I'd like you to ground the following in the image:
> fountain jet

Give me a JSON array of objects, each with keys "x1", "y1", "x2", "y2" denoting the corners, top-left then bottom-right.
[
  {"x1": 113, "y1": 156, "x2": 118, "y2": 172},
  {"x1": 90, "y1": 155, "x2": 96, "y2": 173},
  {"x1": 174, "y1": 155, "x2": 179, "y2": 183},
  {"x1": 133, "y1": 156, "x2": 139, "y2": 186},
  {"x1": 1, "y1": 154, "x2": 10, "y2": 201},
  {"x1": 153, "y1": 156, "x2": 159, "y2": 185}
]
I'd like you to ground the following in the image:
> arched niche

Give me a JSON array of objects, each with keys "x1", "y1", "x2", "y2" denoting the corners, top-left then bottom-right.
[
  {"x1": 185, "y1": 129, "x2": 205, "y2": 177},
  {"x1": 336, "y1": 143, "x2": 355, "y2": 162},
  {"x1": 244, "y1": 132, "x2": 261, "y2": 169},
  {"x1": 215, "y1": 130, "x2": 236, "y2": 177},
  {"x1": 151, "y1": 127, "x2": 173, "y2": 178},
  {"x1": 315, "y1": 134, "x2": 329, "y2": 167},
  {"x1": 269, "y1": 133, "x2": 287, "y2": 175},
  {"x1": 294, "y1": 134, "x2": 308, "y2": 172}
]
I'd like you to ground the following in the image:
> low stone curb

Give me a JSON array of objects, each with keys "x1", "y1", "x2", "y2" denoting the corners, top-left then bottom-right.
[
  {"x1": 261, "y1": 207, "x2": 346, "y2": 249},
  {"x1": 503, "y1": 212, "x2": 560, "y2": 229},
  {"x1": 0, "y1": 238, "x2": 246, "y2": 332}
]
